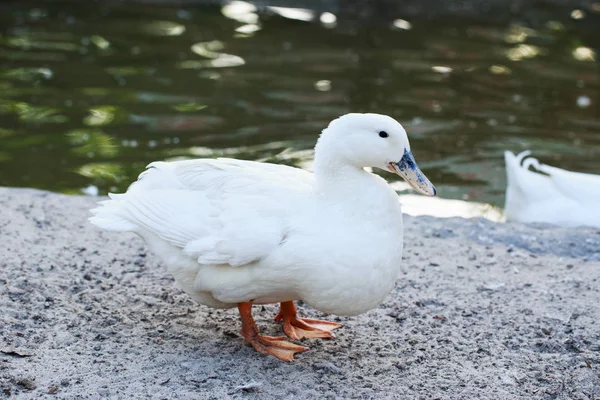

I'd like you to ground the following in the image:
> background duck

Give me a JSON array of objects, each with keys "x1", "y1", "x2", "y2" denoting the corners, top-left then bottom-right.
[
  {"x1": 504, "y1": 150, "x2": 600, "y2": 228},
  {"x1": 90, "y1": 113, "x2": 436, "y2": 361}
]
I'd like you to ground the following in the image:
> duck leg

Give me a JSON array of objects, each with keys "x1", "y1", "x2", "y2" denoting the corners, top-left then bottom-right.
[
  {"x1": 274, "y1": 301, "x2": 343, "y2": 340},
  {"x1": 237, "y1": 302, "x2": 308, "y2": 362}
]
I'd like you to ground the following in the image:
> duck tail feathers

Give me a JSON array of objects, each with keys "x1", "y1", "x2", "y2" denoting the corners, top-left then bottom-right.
[{"x1": 89, "y1": 194, "x2": 137, "y2": 232}]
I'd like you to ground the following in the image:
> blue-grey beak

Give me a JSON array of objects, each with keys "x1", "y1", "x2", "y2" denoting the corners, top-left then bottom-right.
[{"x1": 389, "y1": 149, "x2": 437, "y2": 196}]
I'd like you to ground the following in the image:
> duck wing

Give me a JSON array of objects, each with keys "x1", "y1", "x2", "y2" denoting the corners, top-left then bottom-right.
[
  {"x1": 534, "y1": 160, "x2": 600, "y2": 202},
  {"x1": 90, "y1": 158, "x2": 314, "y2": 267}
]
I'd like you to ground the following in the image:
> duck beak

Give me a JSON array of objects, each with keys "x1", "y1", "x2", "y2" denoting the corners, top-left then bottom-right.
[{"x1": 388, "y1": 150, "x2": 437, "y2": 196}]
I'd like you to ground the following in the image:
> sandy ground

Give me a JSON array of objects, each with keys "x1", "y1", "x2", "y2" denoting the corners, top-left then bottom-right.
[{"x1": 1, "y1": 187, "x2": 599, "y2": 399}]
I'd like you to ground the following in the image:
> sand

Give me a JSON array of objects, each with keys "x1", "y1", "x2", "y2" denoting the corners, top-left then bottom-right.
[{"x1": 1, "y1": 187, "x2": 599, "y2": 399}]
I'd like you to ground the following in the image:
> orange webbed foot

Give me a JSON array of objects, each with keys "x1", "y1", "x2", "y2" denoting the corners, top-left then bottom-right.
[
  {"x1": 274, "y1": 301, "x2": 343, "y2": 340},
  {"x1": 243, "y1": 334, "x2": 309, "y2": 362},
  {"x1": 238, "y1": 302, "x2": 308, "y2": 362}
]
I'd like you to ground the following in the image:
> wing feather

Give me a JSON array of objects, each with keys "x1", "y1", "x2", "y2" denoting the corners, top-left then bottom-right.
[{"x1": 90, "y1": 158, "x2": 313, "y2": 267}]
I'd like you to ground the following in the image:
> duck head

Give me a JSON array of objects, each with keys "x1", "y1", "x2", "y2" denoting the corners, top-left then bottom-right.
[{"x1": 318, "y1": 113, "x2": 436, "y2": 196}]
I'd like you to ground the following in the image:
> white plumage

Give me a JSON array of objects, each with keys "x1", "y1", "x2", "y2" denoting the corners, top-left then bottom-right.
[
  {"x1": 504, "y1": 150, "x2": 600, "y2": 228},
  {"x1": 90, "y1": 113, "x2": 436, "y2": 360}
]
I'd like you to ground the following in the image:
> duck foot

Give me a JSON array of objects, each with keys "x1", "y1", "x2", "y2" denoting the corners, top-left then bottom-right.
[
  {"x1": 238, "y1": 302, "x2": 308, "y2": 362},
  {"x1": 274, "y1": 301, "x2": 343, "y2": 340}
]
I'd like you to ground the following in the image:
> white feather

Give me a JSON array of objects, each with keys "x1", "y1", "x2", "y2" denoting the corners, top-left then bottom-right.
[{"x1": 504, "y1": 150, "x2": 600, "y2": 228}]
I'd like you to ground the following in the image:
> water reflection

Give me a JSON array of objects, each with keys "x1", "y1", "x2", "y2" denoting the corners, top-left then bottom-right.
[
  {"x1": 84, "y1": 106, "x2": 118, "y2": 126},
  {"x1": 0, "y1": 1, "x2": 598, "y2": 220},
  {"x1": 67, "y1": 129, "x2": 117, "y2": 158},
  {"x1": 319, "y1": 12, "x2": 337, "y2": 27},
  {"x1": 268, "y1": 7, "x2": 314, "y2": 22},
  {"x1": 90, "y1": 35, "x2": 110, "y2": 50},
  {"x1": 392, "y1": 19, "x2": 412, "y2": 30},
  {"x1": 4, "y1": 102, "x2": 68, "y2": 123},
  {"x1": 399, "y1": 195, "x2": 504, "y2": 221},
  {"x1": 141, "y1": 21, "x2": 186, "y2": 37},
  {"x1": 505, "y1": 44, "x2": 544, "y2": 61},
  {"x1": 1, "y1": 67, "x2": 53, "y2": 84},
  {"x1": 221, "y1": 1, "x2": 259, "y2": 24},
  {"x1": 3, "y1": 36, "x2": 79, "y2": 52},
  {"x1": 188, "y1": 40, "x2": 245, "y2": 68},
  {"x1": 77, "y1": 162, "x2": 123, "y2": 181},
  {"x1": 573, "y1": 47, "x2": 596, "y2": 61}
]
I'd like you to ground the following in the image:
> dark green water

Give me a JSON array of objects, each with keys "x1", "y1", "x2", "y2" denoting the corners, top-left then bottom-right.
[{"x1": 0, "y1": 2, "x2": 598, "y2": 211}]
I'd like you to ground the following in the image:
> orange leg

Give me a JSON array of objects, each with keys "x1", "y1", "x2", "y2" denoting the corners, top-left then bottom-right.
[
  {"x1": 274, "y1": 301, "x2": 343, "y2": 340},
  {"x1": 237, "y1": 302, "x2": 308, "y2": 362}
]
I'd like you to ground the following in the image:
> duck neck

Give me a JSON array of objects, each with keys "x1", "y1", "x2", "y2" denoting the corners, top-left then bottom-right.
[{"x1": 313, "y1": 142, "x2": 374, "y2": 198}]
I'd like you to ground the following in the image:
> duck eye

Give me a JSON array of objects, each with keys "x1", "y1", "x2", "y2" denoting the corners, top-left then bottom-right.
[{"x1": 378, "y1": 131, "x2": 389, "y2": 138}]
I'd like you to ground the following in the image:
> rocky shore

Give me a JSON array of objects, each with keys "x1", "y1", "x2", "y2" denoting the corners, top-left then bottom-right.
[{"x1": 1, "y1": 187, "x2": 599, "y2": 399}]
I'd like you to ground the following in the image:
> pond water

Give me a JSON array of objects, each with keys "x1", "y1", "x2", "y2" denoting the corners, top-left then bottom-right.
[{"x1": 0, "y1": 1, "x2": 598, "y2": 218}]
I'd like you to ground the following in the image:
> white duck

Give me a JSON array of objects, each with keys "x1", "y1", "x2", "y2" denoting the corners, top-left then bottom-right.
[
  {"x1": 90, "y1": 113, "x2": 436, "y2": 361},
  {"x1": 504, "y1": 150, "x2": 600, "y2": 228}
]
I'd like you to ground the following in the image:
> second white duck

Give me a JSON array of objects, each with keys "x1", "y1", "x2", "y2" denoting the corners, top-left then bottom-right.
[{"x1": 505, "y1": 150, "x2": 600, "y2": 228}]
